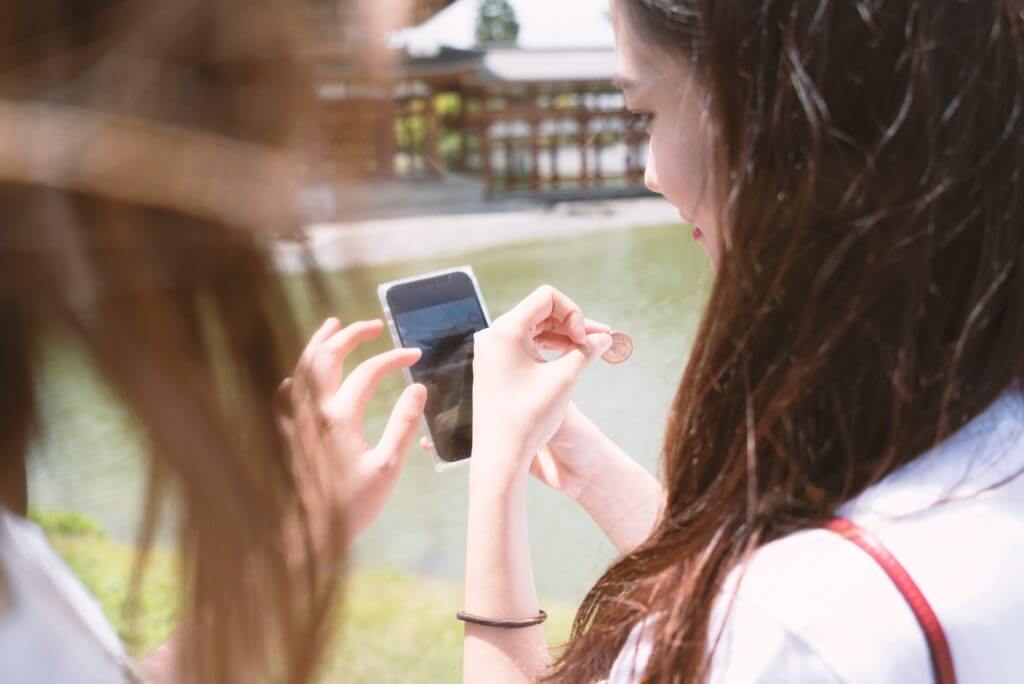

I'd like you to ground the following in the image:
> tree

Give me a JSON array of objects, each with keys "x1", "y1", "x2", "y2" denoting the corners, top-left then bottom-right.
[{"x1": 475, "y1": 0, "x2": 520, "y2": 47}]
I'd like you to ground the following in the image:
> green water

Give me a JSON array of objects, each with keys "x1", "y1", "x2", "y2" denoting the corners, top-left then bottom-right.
[{"x1": 27, "y1": 224, "x2": 711, "y2": 602}]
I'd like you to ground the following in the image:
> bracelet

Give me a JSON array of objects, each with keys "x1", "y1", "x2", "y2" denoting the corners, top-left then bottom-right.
[{"x1": 456, "y1": 609, "x2": 548, "y2": 629}]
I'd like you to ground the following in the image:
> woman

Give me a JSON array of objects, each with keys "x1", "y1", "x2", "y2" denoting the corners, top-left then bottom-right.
[
  {"x1": 462, "y1": 1, "x2": 1024, "y2": 682},
  {"x1": 0, "y1": 0, "x2": 425, "y2": 682}
]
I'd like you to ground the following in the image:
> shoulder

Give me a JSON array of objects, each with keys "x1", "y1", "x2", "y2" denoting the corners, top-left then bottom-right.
[
  {"x1": 708, "y1": 569, "x2": 844, "y2": 684},
  {"x1": 713, "y1": 528, "x2": 930, "y2": 684},
  {"x1": 606, "y1": 529, "x2": 898, "y2": 684},
  {"x1": 606, "y1": 606, "x2": 842, "y2": 684},
  {"x1": 0, "y1": 511, "x2": 136, "y2": 683},
  {"x1": 611, "y1": 391, "x2": 1024, "y2": 684},
  {"x1": 716, "y1": 389, "x2": 1024, "y2": 683}
]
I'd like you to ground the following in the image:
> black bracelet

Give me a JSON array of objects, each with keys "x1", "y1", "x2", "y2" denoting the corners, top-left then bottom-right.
[{"x1": 456, "y1": 609, "x2": 548, "y2": 629}]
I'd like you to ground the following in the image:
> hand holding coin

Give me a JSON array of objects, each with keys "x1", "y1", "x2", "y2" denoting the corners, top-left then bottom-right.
[{"x1": 602, "y1": 331, "x2": 634, "y2": 364}]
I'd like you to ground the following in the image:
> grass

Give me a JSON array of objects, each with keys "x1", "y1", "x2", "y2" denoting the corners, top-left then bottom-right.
[{"x1": 31, "y1": 509, "x2": 576, "y2": 682}]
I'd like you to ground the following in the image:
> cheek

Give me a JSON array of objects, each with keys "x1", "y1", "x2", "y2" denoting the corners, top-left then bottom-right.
[{"x1": 649, "y1": 131, "x2": 708, "y2": 224}]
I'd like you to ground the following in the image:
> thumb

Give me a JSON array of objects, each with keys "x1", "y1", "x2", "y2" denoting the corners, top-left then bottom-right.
[
  {"x1": 554, "y1": 332, "x2": 613, "y2": 380},
  {"x1": 375, "y1": 383, "x2": 428, "y2": 465}
]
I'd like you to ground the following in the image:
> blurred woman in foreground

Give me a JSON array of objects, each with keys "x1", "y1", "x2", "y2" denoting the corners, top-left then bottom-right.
[{"x1": 0, "y1": 1, "x2": 425, "y2": 681}]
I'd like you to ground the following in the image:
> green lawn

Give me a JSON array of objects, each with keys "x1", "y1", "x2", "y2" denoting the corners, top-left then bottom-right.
[{"x1": 32, "y1": 509, "x2": 576, "y2": 683}]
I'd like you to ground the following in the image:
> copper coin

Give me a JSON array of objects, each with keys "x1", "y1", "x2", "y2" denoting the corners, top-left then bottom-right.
[{"x1": 602, "y1": 331, "x2": 634, "y2": 364}]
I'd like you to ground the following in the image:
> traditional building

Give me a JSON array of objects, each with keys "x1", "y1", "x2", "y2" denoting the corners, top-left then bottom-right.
[{"x1": 311, "y1": 0, "x2": 646, "y2": 198}]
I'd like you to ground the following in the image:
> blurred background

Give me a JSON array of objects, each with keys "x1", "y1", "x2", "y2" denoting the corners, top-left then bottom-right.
[
  {"x1": 24, "y1": 0, "x2": 711, "y2": 680},
  {"x1": 307, "y1": 0, "x2": 652, "y2": 218}
]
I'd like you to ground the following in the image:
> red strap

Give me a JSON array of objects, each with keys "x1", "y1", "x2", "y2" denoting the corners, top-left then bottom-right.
[{"x1": 826, "y1": 518, "x2": 957, "y2": 684}]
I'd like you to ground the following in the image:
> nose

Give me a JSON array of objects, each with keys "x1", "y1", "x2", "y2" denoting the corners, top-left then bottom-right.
[{"x1": 644, "y1": 139, "x2": 661, "y2": 195}]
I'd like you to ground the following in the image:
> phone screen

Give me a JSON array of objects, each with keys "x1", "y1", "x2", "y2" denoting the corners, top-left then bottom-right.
[{"x1": 387, "y1": 271, "x2": 488, "y2": 464}]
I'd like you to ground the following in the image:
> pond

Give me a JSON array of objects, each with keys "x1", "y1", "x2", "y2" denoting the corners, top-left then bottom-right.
[{"x1": 27, "y1": 223, "x2": 711, "y2": 602}]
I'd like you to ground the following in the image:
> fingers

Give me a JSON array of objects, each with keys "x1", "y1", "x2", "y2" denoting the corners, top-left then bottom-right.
[
  {"x1": 299, "y1": 318, "x2": 341, "y2": 372},
  {"x1": 325, "y1": 319, "x2": 386, "y2": 361},
  {"x1": 311, "y1": 320, "x2": 386, "y2": 396},
  {"x1": 534, "y1": 331, "x2": 577, "y2": 354},
  {"x1": 535, "y1": 316, "x2": 610, "y2": 336},
  {"x1": 375, "y1": 384, "x2": 428, "y2": 463},
  {"x1": 554, "y1": 331, "x2": 613, "y2": 378},
  {"x1": 507, "y1": 285, "x2": 587, "y2": 344},
  {"x1": 290, "y1": 317, "x2": 342, "y2": 409},
  {"x1": 275, "y1": 378, "x2": 296, "y2": 443},
  {"x1": 276, "y1": 377, "x2": 295, "y2": 417},
  {"x1": 334, "y1": 347, "x2": 423, "y2": 420},
  {"x1": 535, "y1": 314, "x2": 612, "y2": 354}
]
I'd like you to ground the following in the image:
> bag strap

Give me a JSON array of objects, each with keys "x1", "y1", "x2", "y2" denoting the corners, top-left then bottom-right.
[{"x1": 826, "y1": 518, "x2": 957, "y2": 684}]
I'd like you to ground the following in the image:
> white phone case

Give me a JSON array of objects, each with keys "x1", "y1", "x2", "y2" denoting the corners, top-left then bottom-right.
[{"x1": 377, "y1": 265, "x2": 492, "y2": 472}]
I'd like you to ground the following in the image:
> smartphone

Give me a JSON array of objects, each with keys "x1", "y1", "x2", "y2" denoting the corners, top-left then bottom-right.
[{"x1": 378, "y1": 266, "x2": 491, "y2": 471}]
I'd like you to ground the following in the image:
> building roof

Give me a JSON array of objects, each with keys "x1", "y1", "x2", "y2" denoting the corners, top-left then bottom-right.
[
  {"x1": 317, "y1": 46, "x2": 483, "y2": 82},
  {"x1": 470, "y1": 48, "x2": 616, "y2": 85},
  {"x1": 391, "y1": 0, "x2": 614, "y2": 53}
]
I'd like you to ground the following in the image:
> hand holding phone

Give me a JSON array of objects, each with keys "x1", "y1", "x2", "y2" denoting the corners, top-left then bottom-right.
[{"x1": 278, "y1": 317, "x2": 427, "y2": 559}]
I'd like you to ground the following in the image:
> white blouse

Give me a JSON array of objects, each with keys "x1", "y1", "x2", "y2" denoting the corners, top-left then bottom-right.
[
  {"x1": 0, "y1": 510, "x2": 142, "y2": 683},
  {"x1": 608, "y1": 389, "x2": 1024, "y2": 683}
]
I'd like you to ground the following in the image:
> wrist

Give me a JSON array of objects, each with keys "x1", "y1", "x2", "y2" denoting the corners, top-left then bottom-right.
[
  {"x1": 572, "y1": 437, "x2": 656, "y2": 513},
  {"x1": 470, "y1": 441, "x2": 532, "y2": 488},
  {"x1": 572, "y1": 454, "x2": 617, "y2": 509},
  {"x1": 562, "y1": 425, "x2": 627, "y2": 504},
  {"x1": 469, "y1": 461, "x2": 530, "y2": 504}
]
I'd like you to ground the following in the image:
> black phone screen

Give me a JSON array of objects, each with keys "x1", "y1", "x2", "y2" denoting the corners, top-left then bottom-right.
[{"x1": 387, "y1": 271, "x2": 488, "y2": 464}]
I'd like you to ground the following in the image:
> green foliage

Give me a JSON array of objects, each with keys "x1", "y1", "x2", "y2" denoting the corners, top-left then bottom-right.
[
  {"x1": 29, "y1": 507, "x2": 107, "y2": 537},
  {"x1": 434, "y1": 93, "x2": 463, "y2": 118},
  {"x1": 33, "y1": 509, "x2": 180, "y2": 654},
  {"x1": 475, "y1": 0, "x2": 520, "y2": 47},
  {"x1": 330, "y1": 570, "x2": 575, "y2": 682},
  {"x1": 34, "y1": 509, "x2": 576, "y2": 683}
]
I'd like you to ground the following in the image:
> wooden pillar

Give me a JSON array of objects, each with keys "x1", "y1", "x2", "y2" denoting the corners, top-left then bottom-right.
[
  {"x1": 631, "y1": 129, "x2": 645, "y2": 185},
  {"x1": 550, "y1": 120, "x2": 560, "y2": 189},
  {"x1": 577, "y1": 113, "x2": 590, "y2": 189},
  {"x1": 532, "y1": 117, "x2": 540, "y2": 191},
  {"x1": 455, "y1": 90, "x2": 469, "y2": 172},
  {"x1": 376, "y1": 90, "x2": 396, "y2": 177},
  {"x1": 635, "y1": 122, "x2": 649, "y2": 185},
  {"x1": 503, "y1": 135, "x2": 515, "y2": 191},
  {"x1": 394, "y1": 98, "x2": 408, "y2": 175},
  {"x1": 593, "y1": 116, "x2": 603, "y2": 185},
  {"x1": 424, "y1": 94, "x2": 440, "y2": 176},
  {"x1": 481, "y1": 118, "x2": 494, "y2": 196},
  {"x1": 622, "y1": 113, "x2": 635, "y2": 185}
]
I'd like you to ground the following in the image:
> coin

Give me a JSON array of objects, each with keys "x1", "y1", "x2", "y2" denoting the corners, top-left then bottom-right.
[{"x1": 602, "y1": 331, "x2": 634, "y2": 364}]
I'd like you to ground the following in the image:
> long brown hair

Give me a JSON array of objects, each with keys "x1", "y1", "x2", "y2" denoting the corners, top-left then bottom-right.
[
  {"x1": 0, "y1": 1, "x2": 339, "y2": 682},
  {"x1": 553, "y1": 1, "x2": 1024, "y2": 682}
]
